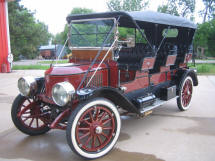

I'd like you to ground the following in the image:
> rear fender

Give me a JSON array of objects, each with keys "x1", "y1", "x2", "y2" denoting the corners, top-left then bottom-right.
[{"x1": 175, "y1": 69, "x2": 198, "y2": 94}]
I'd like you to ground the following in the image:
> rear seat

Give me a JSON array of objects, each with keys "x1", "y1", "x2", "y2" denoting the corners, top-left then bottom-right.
[
  {"x1": 152, "y1": 43, "x2": 177, "y2": 72},
  {"x1": 117, "y1": 43, "x2": 155, "y2": 71},
  {"x1": 175, "y1": 45, "x2": 192, "y2": 66}
]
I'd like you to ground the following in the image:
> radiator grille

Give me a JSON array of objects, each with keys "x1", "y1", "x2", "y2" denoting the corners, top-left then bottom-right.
[{"x1": 83, "y1": 73, "x2": 103, "y2": 87}]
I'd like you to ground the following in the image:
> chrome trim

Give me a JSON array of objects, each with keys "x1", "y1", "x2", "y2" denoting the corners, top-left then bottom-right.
[
  {"x1": 118, "y1": 70, "x2": 120, "y2": 87},
  {"x1": 140, "y1": 97, "x2": 178, "y2": 114},
  {"x1": 18, "y1": 76, "x2": 37, "y2": 97},
  {"x1": 52, "y1": 81, "x2": 75, "y2": 106}
]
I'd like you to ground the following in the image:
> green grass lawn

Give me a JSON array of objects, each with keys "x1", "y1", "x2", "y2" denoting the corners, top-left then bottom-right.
[
  {"x1": 12, "y1": 59, "x2": 69, "y2": 70},
  {"x1": 12, "y1": 65, "x2": 49, "y2": 70},
  {"x1": 12, "y1": 62, "x2": 215, "y2": 75},
  {"x1": 38, "y1": 60, "x2": 68, "y2": 64},
  {"x1": 189, "y1": 63, "x2": 215, "y2": 74}
]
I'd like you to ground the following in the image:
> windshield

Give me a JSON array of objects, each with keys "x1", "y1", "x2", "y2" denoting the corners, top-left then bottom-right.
[{"x1": 69, "y1": 19, "x2": 115, "y2": 48}]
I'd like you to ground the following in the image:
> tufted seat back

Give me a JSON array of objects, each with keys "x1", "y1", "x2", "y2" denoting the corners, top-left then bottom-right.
[{"x1": 117, "y1": 43, "x2": 155, "y2": 70}]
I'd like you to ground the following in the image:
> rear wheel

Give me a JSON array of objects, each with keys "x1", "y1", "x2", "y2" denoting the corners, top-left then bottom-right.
[
  {"x1": 177, "y1": 76, "x2": 193, "y2": 111},
  {"x1": 66, "y1": 98, "x2": 121, "y2": 159},
  {"x1": 11, "y1": 94, "x2": 50, "y2": 136}
]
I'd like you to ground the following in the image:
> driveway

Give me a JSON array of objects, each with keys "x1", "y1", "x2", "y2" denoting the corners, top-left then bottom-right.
[{"x1": 0, "y1": 71, "x2": 215, "y2": 161}]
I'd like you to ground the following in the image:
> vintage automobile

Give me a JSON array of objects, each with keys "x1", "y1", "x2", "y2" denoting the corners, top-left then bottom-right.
[{"x1": 11, "y1": 11, "x2": 198, "y2": 159}]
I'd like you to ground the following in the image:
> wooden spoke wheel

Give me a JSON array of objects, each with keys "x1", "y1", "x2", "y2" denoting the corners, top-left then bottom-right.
[
  {"x1": 11, "y1": 94, "x2": 50, "y2": 136},
  {"x1": 177, "y1": 76, "x2": 193, "y2": 111},
  {"x1": 66, "y1": 98, "x2": 121, "y2": 159}
]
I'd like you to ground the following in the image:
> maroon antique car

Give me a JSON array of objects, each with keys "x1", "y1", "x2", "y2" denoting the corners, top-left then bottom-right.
[{"x1": 11, "y1": 11, "x2": 198, "y2": 159}]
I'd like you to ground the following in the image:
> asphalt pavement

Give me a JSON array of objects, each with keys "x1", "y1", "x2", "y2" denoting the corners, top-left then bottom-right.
[{"x1": 0, "y1": 71, "x2": 215, "y2": 161}]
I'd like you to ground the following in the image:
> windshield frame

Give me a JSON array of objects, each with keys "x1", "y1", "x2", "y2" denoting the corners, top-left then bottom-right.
[{"x1": 68, "y1": 18, "x2": 117, "y2": 50}]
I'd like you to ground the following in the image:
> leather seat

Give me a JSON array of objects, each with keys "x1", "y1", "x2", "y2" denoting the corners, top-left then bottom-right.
[{"x1": 117, "y1": 43, "x2": 154, "y2": 70}]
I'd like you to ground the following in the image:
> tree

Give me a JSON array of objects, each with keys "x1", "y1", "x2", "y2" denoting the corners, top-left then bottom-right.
[
  {"x1": 193, "y1": 19, "x2": 215, "y2": 57},
  {"x1": 207, "y1": 20, "x2": 215, "y2": 56},
  {"x1": 8, "y1": 1, "x2": 51, "y2": 60},
  {"x1": 200, "y1": 0, "x2": 215, "y2": 23},
  {"x1": 157, "y1": 3, "x2": 179, "y2": 16},
  {"x1": 53, "y1": 8, "x2": 93, "y2": 45},
  {"x1": 107, "y1": 0, "x2": 149, "y2": 11},
  {"x1": 106, "y1": 0, "x2": 149, "y2": 42},
  {"x1": 157, "y1": 0, "x2": 195, "y2": 19}
]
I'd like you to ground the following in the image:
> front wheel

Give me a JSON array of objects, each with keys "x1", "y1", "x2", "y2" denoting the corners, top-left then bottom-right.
[
  {"x1": 177, "y1": 76, "x2": 194, "y2": 111},
  {"x1": 66, "y1": 98, "x2": 121, "y2": 159},
  {"x1": 11, "y1": 94, "x2": 50, "y2": 136}
]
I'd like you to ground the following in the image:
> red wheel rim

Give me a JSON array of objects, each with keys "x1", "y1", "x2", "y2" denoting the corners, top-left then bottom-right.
[
  {"x1": 182, "y1": 79, "x2": 193, "y2": 107},
  {"x1": 75, "y1": 106, "x2": 116, "y2": 152},
  {"x1": 17, "y1": 98, "x2": 50, "y2": 130}
]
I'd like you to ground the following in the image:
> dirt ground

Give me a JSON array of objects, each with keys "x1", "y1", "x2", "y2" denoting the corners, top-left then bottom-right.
[{"x1": 0, "y1": 70, "x2": 215, "y2": 161}]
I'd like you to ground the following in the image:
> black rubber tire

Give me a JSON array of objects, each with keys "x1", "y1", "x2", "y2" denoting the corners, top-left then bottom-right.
[
  {"x1": 177, "y1": 76, "x2": 193, "y2": 111},
  {"x1": 11, "y1": 94, "x2": 50, "y2": 136},
  {"x1": 66, "y1": 97, "x2": 121, "y2": 160}
]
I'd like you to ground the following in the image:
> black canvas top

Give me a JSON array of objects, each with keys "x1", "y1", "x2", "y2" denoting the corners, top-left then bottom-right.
[{"x1": 67, "y1": 11, "x2": 197, "y2": 29}]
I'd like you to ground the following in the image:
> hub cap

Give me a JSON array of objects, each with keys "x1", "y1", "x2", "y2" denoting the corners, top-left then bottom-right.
[{"x1": 95, "y1": 126, "x2": 103, "y2": 134}]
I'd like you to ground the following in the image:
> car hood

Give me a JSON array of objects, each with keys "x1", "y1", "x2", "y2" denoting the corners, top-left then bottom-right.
[
  {"x1": 45, "y1": 62, "x2": 108, "y2": 76},
  {"x1": 44, "y1": 62, "x2": 109, "y2": 97}
]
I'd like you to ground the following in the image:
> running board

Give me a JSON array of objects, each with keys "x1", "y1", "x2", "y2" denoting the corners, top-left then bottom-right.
[{"x1": 139, "y1": 97, "x2": 178, "y2": 114}]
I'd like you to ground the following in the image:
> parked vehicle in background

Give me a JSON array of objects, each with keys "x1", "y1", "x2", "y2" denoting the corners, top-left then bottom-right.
[
  {"x1": 11, "y1": 11, "x2": 198, "y2": 159},
  {"x1": 39, "y1": 44, "x2": 67, "y2": 59}
]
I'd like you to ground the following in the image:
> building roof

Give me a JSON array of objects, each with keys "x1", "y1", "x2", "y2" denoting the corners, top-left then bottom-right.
[
  {"x1": 39, "y1": 45, "x2": 56, "y2": 50},
  {"x1": 67, "y1": 11, "x2": 197, "y2": 29}
]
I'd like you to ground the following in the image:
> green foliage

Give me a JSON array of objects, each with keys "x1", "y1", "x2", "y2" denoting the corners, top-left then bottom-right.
[
  {"x1": 70, "y1": 8, "x2": 94, "y2": 14},
  {"x1": 157, "y1": 0, "x2": 195, "y2": 19},
  {"x1": 194, "y1": 19, "x2": 215, "y2": 57},
  {"x1": 107, "y1": 0, "x2": 149, "y2": 11},
  {"x1": 157, "y1": 4, "x2": 179, "y2": 16},
  {"x1": 53, "y1": 8, "x2": 94, "y2": 45},
  {"x1": 207, "y1": 22, "x2": 215, "y2": 56},
  {"x1": 162, "y1": 29, "x2": 178, "y2": 38},
  {"x1": 70, "y1": 20, "x2": 114, "y2": 47},
  {"x1": 194, "y1": 23, "x2": 210, "y2": 49},
  {"x1": 118, "y1": 28, "x2": 134, "y2": 39},
  {"x1": 8, "y1": 1, "x2": 51, "y2": 60},
  {"x1": 200, "y1": 0, "x2": 215, "y2": 23},
  {"x1": 107, "y1": 0, "x2": 149, "y2": 44},
  {"x1": 53, "y1": 25, "x2": 68, "y2": 45}
]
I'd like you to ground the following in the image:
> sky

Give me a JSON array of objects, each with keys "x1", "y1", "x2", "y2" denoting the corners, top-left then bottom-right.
[{"x1": 20, "y1": 0, "x2": 204, "y2": 35}]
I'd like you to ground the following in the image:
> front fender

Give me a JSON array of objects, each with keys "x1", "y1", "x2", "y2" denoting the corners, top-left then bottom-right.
[{"x1": 77, "y1": 87, "x2": 139, "y2": 114}]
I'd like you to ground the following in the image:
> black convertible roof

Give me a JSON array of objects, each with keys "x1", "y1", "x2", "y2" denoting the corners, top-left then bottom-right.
[{"x1": 67, "y1": 11, "x2": 197, "y2": 29}]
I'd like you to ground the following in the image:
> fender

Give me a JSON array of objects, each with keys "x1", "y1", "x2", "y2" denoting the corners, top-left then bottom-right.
[
  {"x1": 77, "y1": 87, "x2": 139, "y2": 114},
  {"x1": 175, "y1": 68, "x2": 198, "y2": 94}
]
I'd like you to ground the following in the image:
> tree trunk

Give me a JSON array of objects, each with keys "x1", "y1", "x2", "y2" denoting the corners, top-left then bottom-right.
[{"x1": 203, "y1": 5, "x2": 208, "y2": 23}]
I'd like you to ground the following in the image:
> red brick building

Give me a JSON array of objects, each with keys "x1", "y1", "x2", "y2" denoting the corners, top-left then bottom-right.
[{"x1": 0, "y1": 0, "x2": 11, "y2": 73}]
